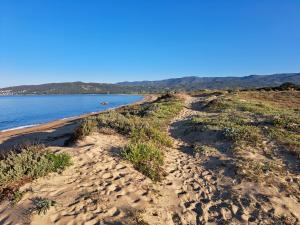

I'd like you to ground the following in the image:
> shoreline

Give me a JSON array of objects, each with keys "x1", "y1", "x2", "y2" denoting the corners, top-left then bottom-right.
[{"x1": 0, "y1": 94, "x2": 156, "y2": 148}]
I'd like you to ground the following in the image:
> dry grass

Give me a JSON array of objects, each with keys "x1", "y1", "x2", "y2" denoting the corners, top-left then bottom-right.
[
  {"x1": 187, "y1": 90, "x2": 300, "y2": 185},
  {"x1": 237, "y1": 91, "x2": 300, "y2": 110}
]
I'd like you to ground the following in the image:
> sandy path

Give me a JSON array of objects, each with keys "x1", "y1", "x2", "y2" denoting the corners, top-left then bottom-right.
[{"x1": 144, "y1": 96, "x2": 226, "y2": 224}]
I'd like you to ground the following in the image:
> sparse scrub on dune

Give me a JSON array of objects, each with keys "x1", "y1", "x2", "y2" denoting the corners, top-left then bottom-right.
[
  {"x1": 205, "y1": 94, "x2": 296, "y2": 119},
  {"x1": 96, "y1": 111, "x2": 173, "y2": 146},
  {"x1": 147, "y1": 99, "x2": 183, "y2": 123},
  {"x1": 204, "y1": 98, "x2": 234, "y2": 112},
  {"x1": 96, "y1": 111, "x2": 137, "y2": 135},
  {"x1": 66, "y1": 94, "x2": 184, "y2": 181},
  {"x1": 190, "y1": 90, "x2": 226, "y2": 97},
  {"x1": 71, "y1": 118, "x2": 98, "y2": 141},
  {"x1": 130, "y1": 125, "x2": 173, "y2": 147},
  {"x1": 190, "y1": 113, "x2": 263, "y2": 148},
  {"x1": 188, "y1": 90, "x2": 300, "y2": 186},
  {"x1": 199, "y1": 93, "x2": 300, "y2": 152},
  {"x1": 0, "y1": 144, "x2": 72, "y2": 199},
  {"x1": 223, "y1": 124, "x2": 262, "y2": 146},
  {"x1": 267, "y1": 128, "x2": 300, "y2": 157},
  {"x1": 191, "y1": 112, "x2": 251, "y2": 129},
  {"x1": 236, "y1": 159, "x2": 282, "y2": 181},
  {"x1": 120, "y1": 95, "x2": 183, "y2": 181},
  {"x1": 121, "y1": 142, "x2": 164, "y2": 181},
  {"x1": 271, "y1": 114, "x2": 300, "y2": 132},
  {"x1": 70, "y1": 94, "x2": 183, "y2": 143}
]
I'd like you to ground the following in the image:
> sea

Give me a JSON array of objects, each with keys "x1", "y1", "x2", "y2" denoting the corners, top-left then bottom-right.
[{"x1": 0, "y1": 94, "x2": 143, "y2": 131}]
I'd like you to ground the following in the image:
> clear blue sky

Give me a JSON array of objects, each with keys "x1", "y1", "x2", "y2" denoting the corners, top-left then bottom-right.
[{"x1": 1, "y1": 0, "x2": 300, "y2": 87}]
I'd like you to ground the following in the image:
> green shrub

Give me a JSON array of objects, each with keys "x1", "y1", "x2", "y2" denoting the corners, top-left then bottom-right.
[
  {"x1": 130, "y1": 125, "x2": 173, "y2": 147},
  {"x1": 223, "y1": 124, "x2": 262, "y2": 146},
  {"x1": 204, "y1": 98, "x2": 234, "y2": 112},
  {"x1": 96, "y1": 111, "x2": 136, "y2": 135},
  {"x1": 0, "y1": 145, "x2": 72, "y2": 194},
  {"x1": 76, "y1": 118, "x2": 97, "y2": 139},
  {"x1": 121, "y1": 142, "x2": 163, "y2": 181},
  {"x1": 44, "y1": 152, "x2": 73, "y2": 173},
  {"x1": 271, "y1": 115, "x2": 300, "y2": 132}
]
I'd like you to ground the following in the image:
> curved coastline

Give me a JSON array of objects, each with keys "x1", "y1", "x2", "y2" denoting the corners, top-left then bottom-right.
[{"x1": 0, "y1": 95, "x2": 155, "y2": 147}]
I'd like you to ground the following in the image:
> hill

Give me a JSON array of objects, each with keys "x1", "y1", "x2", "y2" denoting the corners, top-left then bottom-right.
[
  {"x1": 118, "y1": 73, "x2": 300, "y2": 90},
  {"x1": 0, "y1": 82, "x2": 139, "y2": 95},
  {"x1": 1, "y1": 73, "x2": 299, "y2": 95}
]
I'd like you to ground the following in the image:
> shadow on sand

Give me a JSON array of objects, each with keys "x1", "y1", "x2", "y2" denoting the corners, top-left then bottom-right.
[{"x1": 0, "y1": 121, "x2": 79, "y2": 155}]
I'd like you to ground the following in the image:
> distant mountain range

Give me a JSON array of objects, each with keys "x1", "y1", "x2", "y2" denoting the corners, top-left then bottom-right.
[{"x1": 1, "y1": 73, "x2": 299, "y2": 95}]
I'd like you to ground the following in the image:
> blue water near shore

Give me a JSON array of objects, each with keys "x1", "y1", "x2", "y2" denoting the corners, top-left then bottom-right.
[{"x1": 0, "y1": 94, "x2": 143, "y2": 131}]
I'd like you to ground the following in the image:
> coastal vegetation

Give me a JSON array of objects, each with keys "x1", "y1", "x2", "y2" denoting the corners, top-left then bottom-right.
[
  {"x1": 31, "y1": 197, "x2": 57, "y2": 215},
  {"x1": 187, "y1": 90, "x2": 300, "y2": 185},
  {"x1": 68, "y1": 94, "x2": 184, "y2": 181},
  {"x1": 0, "y1": 144, "x2": 72, "y2": 202}
]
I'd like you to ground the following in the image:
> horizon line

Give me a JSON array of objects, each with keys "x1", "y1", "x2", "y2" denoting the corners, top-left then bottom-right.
[{"x1": 1, "y1": 72, "x2": 300, "y2": 89}]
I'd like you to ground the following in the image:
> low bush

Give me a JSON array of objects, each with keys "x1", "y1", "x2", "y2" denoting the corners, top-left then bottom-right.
[
  {"x1": 44, "y1": 152, "x2": 73, "y2": 173},
  {"x1": 223, "y1": 124, "x2": 262, "y2": 146},
  {"x1": 204, "y1": 98, "x2": 234, "y2": 112},
  {"x1": 271, "y1": 115, "x2": 300, "y2": 132},
  {"x1": 190, "y1": 113, "x2": 262, "y2": 147},
  {"x1": 121, "y1": 142, "x2": 164, "y2": 181},
  {"x1": 0, "y1": 145, "x2": 72, "y2": 195},
  {"x1": 96, "y1": 111, "x2": 136, "y2": 135},
  {"x1": 130, "y1": 125, "x2": 173, "y2": 147},
  {"x1": 75, "y1": 118, "x2": 98, "y2": 140}
]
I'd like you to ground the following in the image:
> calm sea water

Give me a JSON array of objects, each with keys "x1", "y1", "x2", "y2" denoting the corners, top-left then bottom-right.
[{"x1": 0, "y1": 94, "x2": 143, "y2": 131}]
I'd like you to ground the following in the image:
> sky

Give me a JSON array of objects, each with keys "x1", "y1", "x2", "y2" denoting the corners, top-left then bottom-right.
[{"x1": 0, "y1": 0, "x2": 300, "y2": 87}]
